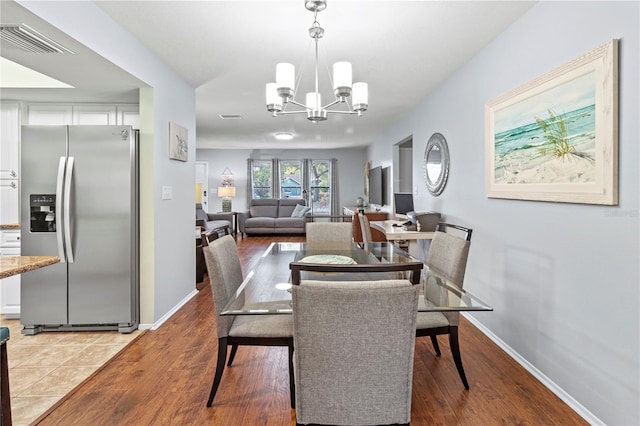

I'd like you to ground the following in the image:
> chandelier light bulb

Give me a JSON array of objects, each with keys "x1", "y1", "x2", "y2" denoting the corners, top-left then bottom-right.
[
  {"x1": 266, "y1": 83, "x2": 282, "y2": 112},
  {"x1": 276, "y1": 63, "x2": 295, "y2": 98},
  {"x1": 333, "y1": 61, "x2": 352, "y2": 98},
  {"x1": 352, "y1": 82, "x2": 369, "y2": 112}
]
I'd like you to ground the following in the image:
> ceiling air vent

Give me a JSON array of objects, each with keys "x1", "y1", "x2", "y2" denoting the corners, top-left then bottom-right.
[
  {"x1": 219, "y1": 114, "x2": 242, "y2": 120},
  {"x1": 0, "y1": 24, "x2": 74, "y2": 54}
]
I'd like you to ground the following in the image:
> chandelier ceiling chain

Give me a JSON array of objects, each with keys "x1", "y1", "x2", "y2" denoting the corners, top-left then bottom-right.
[{"x1": 265, "y1": 0, "x2": 368, "y2": 123}]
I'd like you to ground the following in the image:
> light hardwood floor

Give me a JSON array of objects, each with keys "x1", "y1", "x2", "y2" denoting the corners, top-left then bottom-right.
[{"x1": 31, "y1": 235, "x2": 587, "y2": 425}]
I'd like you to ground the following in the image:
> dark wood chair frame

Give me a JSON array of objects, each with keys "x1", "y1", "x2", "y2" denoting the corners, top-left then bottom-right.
[
  {"x1": 1, "y1": 328, "x2": 12, "y2": 426},
  {"x1": 208, "y1": 336, "x2": 295, "y2": 408},
  {"x1": 418, "y1": 222, "x2": 473, "y2": 390}
]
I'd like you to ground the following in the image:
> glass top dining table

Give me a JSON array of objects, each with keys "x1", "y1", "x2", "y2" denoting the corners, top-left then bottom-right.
[{"x1": 221, "y1": 241, "x2": 492, "y2": 315}]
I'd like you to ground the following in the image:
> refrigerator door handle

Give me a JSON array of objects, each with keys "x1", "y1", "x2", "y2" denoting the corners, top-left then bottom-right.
[
  {"x1": 64, "y1": 156, "x2": 75, "y2": 263},
  {"x1": 56, "y1": 157, "x2": 67, "y2": 262}
]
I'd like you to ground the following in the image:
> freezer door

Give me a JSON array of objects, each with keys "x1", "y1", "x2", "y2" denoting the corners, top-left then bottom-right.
[
  {"x1": 67, "y1": 126, "x2": 137, "y2": 325},
  {"x1": 20, "y1": 126, "x2": 69, "y2": 326}
]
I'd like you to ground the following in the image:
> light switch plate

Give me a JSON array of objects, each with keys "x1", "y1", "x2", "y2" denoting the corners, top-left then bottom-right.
[{"x1": 162, "y1": 186, "x2": 173, "y2": 200}]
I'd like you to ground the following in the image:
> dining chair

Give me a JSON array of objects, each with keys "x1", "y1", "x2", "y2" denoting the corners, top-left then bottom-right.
[
  {"x1": 292, "y1": 279, "x2": 419, "y2": 426},
  {"x1": 1, "y1": 327, "x2": 11, "y2": 426},
  {"x1": 417, "y1": 222, "x2": 472, "y2": 389},
  {"x1": 358, "y1": 212, "x2": 373, "y2": 244},
  {"x1": 305, "y1": 221, "x2": 353, "y2": 243},
  {"x1": 202, "y1": 235, "x2": 295, "y2": 407}
]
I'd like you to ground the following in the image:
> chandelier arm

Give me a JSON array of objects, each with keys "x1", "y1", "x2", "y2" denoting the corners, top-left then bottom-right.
[
  {"x1": 321, "y1": 99, "x2": 342, "y2": 110},
  {"x1": 326, "y1": 110, "x2": 360, "y2": 115},
  {"x1": 276, "y1": 110, "x2": 308, "y2": 116},
  {"x1": 287, "y1": 99, "x2": 309, "y2": 109}
]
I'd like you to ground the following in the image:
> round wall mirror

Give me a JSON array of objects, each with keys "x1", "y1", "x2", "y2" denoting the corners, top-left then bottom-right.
[{"x1": 423, "y1": 132, "x2": 450, "y2": 196}]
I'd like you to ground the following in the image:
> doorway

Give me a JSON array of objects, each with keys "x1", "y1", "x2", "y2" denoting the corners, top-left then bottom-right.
[
  {"x1": 393, "y1": 136, "x2": 413, "y2": 195},
  {"x1": 195, "y1": 162, "x2": 209, "y2": 212}
]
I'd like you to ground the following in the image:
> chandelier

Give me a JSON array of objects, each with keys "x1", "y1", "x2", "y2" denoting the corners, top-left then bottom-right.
[{"x1": 265, "y1": 0, "x2": 368, "y2": 123}]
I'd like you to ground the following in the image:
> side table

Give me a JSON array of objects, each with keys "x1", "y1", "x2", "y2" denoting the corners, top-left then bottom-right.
[{"x1": 218, "y1": 211, "x2": 238, "y2": 236}]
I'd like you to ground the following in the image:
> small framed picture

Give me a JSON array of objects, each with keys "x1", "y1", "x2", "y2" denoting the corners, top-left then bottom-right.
[{"x1": 169, "y1": 122, "x2": 188, "y2": 162}]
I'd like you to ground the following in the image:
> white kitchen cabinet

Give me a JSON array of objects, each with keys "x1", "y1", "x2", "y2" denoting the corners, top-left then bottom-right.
[
  {"x1": 25, "y1": 103, "x2": 139, "y2": 127},
  {"x1": 1, "y1": 229, "x2": 20, "y2": 247},
  {"x1": 0, "y1": 230, "x2": 21, "y2": 317},
  {"x1": 0, "y1": 180, "x2": 20, "y2": 225},
  {"x1": 117, "y1": 104, "x2": 140, "y2": 128},
  {"x1": 0, "y1": 274, "x2": 20, "y2": 317},
  {"x1": 1, "y1": 102, "x2": 20, "y2": 180},
  {"x1": 73, "y1": 104, "x2": 117, "y2": 125},
  {"x1": 26, "y1": 104, "x2": 73, "y2": 124}
]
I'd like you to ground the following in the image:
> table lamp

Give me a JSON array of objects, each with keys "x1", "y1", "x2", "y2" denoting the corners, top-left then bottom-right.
[{"x1": 218, "y1": 186, "x2": 236, "y2": 212}]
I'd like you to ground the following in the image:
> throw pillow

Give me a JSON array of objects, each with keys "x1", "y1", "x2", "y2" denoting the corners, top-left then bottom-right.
[{"x1": 291, "y1": 204, "x2": 311, "y2": 218}]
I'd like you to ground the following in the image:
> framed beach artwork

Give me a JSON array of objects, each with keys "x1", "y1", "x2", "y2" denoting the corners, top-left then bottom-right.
[
  {"x1": 169, "y1": 122, "x2": 188, "y2": 162},
  {"x1": 485, "y1": 39, "x2": 618, "y2": 205}
]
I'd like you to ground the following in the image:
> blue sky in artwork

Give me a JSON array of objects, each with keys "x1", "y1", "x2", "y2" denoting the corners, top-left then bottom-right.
[{"x1": 495, "y1": 71, "x2": 595, "y2": 133}]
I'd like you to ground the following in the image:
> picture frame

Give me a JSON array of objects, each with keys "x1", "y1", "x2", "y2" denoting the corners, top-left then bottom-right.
[
  {"x1": 221, "y1": 167, "x2": 234, "y2": 187},
  {"x1": 485, "y1": 39, "x2": 618, "y2": 205},
  {"x1": 169, "y1": 122, "x2": 188, "y2": 162}
]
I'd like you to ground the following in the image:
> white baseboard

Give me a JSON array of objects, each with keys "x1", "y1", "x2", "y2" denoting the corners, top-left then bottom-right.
[
  {"x1": 462, "y1": 313, "x2": 604, "y2": 426},
  {"x1": 144, "y1": 289, "x2": 199, "y2": 331}
]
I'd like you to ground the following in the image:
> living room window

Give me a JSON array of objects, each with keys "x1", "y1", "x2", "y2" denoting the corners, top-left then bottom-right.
[
  {"x1": 249, "y1": 159, "x2": 337, "y2": 216},
  {"x1": 309, "y1": 160, "x2": 331, "y2": 215},
  {"x1": 279, "y1": 160, "x2": 303, "y2": 199},
  {"x1": 251, "y1": 160, "x2": 273, "y2": 199}
]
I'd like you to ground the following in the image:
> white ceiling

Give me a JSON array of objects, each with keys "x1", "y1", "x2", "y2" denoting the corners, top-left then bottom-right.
[{"x1": 1, "y1": 1, "x2": 535, "y2": 150}]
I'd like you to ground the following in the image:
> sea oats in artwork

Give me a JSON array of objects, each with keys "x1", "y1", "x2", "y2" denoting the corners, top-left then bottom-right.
[{"x1": 493, "y1": 72, "x2": 596, "y2": 185}]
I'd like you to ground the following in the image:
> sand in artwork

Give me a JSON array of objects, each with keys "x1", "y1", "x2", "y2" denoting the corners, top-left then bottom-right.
[{"x1": 493, "y1": 72, "x2": 596, "y2": 185}]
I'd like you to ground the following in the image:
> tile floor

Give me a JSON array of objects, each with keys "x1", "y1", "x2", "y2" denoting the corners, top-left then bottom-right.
[{"x1": 1, "y1": 315, "x2": 140, "y2": 426}]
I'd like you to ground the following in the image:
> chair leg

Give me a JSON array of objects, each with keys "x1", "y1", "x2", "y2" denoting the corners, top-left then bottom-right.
[
  {"x1": 288, "y1": 342, "x2": 295, "y2": 409},
  {"x1": 227, "y1": 344, "x2": 238, "y2": 367},
  {"x1": 1, "y1": 341, "x2": 12, "y2": 426},
  {"x1": 449, "y1": 327, "x2": 469, "y2": 389},
  {"x1": 430, "y1": 335, "x2": 441, "y2": 356},
  {"x1": 207, "y1": 337, "x2": 228, "y2": 407}
]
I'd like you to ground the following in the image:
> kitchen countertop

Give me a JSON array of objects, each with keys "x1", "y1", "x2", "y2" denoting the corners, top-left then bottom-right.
[
  {"x1": 0, "y1": 224, "x2": 20, "y2": 230},
  {"x1": 0, "y1": 256, "x2": 60, "y2": 279}
]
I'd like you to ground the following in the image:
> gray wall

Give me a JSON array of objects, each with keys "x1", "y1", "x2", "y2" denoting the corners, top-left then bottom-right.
[
  {"x1": 368, "y1": 2, "x2": 638, "y2": 425},
  {"x1": 197, "y1": 147, "x2": 367, "y2": 213}
]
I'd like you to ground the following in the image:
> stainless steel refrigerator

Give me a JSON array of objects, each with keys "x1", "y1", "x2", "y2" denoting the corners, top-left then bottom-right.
[{"x1": 20, "y1": 125, "x2": 139, "y2": 335}]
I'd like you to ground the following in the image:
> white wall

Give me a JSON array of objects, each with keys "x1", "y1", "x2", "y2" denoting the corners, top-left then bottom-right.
[
  {"x1": 20, "y1": 1, "x2": 198, "y2": 325},
  {"x1": 196, "y1": 147, "x2": 368, "y2": 213},
  {"x1": 368, "y1": 2, "x2": 639, "y2": 425}
]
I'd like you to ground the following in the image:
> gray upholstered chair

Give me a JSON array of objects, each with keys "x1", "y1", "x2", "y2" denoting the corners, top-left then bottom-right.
[
  {"x1": 305, "y1": 221, "x2": 353, "y2": 243},
  {"x1": 202, "y1": 235, "x2": 295, "y2": 407},
  {"x1": 417, "y1": 222, "x2": 472, "y2": 389},
  {"x1": 358, "y1": 212, "x2": 373, "y2": 244},
  {"x1": 196, "y1": 203, "x2": 233, "y2": 236},
  {"x1": 292, "y1": 279, "x2": 419, "y2": 426},
  {"x1": 1, "y1": 326, "x2": 11, "y2": 426}
]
